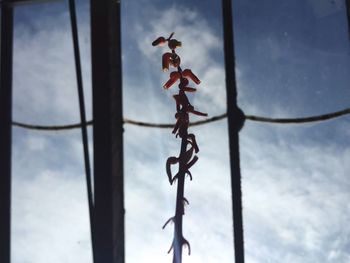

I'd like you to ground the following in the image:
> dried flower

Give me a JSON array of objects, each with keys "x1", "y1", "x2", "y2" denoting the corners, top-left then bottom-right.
[{"x1": 152, "y1": 32, "x2": 207, "y2": 263}]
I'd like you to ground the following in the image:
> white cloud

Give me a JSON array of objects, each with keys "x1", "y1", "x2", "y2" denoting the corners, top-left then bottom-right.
[
  {"x1": 241, "y1": 125, "x2": 350, "y2": 263},
  {"x1": 12, "y1": 170, "x2": 92, "y2": 263},
  {"x1": 13, "y1": 8, "x2": 92, "y2": 125},
  {"x1": 25, "y1": 135, "x2": 48, "y2": 151}
]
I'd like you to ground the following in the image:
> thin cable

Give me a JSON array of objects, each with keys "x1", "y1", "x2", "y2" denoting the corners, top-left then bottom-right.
[
  {"x1": 11, "y1": 107, "x2": 350, "y2": 130},
  {"x1": 246, "y1": 108, "x2": 350, "y2": 123},
  {"x1": 12, "y1": 120, "x2": 94, "y2": 130},
  {"x1": 68, "y1": 1, "x2": 96, "y2": 262}
]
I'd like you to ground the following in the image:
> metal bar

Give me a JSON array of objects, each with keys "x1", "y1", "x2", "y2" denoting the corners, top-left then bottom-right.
[
  {"x1": 91, "y1": 0, "x2": 125, "y2": 262},
  {"x1": 0, "y1": 5, "x2": 14, "y2": 263},
  {"x1": 221, "y1": 0, "x2": 245, "y2": 262},
  {"x1": 68, "y1": 0, "x2": 96, "y2": 262},
  {"x1": 346, "y1": 0, "x2": 350, "y2": 40},
  {"x1": 0, "y1": 0, "x2": 61, "y2": 7}
]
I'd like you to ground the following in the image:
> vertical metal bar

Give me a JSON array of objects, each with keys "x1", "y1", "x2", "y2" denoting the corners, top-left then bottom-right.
[
  {"x1": 222, "y1": 0, "x2": 245, "y2": 262},
  {"x1": 91, "y1": 0, "x2": 124, "y2": 262},
  {"x1": 68, "y1": 1, "x2": 96, "y2": 262},
  {"x1": 0, "y1": 5, "x2": 13, "y2": 263},
  {"x1": 346, "y1": 0, "x2": 350, "y2": 40}
]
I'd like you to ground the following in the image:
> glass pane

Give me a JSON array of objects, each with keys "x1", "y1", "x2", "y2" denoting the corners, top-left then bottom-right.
[
  {"x1": 234, "y1": 0, "x2": 350, "y2": 262},
  {"x1": 122, "y1": 0, "x2": 235, "y2": 262},
  {"x1": 11, "y1": 2, "x2": 93, "y2": 262}
]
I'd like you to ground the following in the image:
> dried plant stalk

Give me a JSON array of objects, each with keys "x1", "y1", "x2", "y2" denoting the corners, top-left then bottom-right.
[{"x1": 152, "y1": 33, "x2": 207, "y2": 263}]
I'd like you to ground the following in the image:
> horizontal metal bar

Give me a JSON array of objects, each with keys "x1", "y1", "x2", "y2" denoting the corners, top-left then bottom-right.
[{"x1": 0, "y1": 0, "x2": 61, "y2": 6}]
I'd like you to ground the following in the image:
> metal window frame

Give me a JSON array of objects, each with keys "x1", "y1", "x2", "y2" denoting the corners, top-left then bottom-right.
[
  {"x1": 0, "y1": 5, "x2": 14, "y2": 263},
  {"x1": 222, "y1": 0, "x2": 245, "y2": 262},
  {"x1": 90, "y1": 0, "x2": 125, "y2": 262}
]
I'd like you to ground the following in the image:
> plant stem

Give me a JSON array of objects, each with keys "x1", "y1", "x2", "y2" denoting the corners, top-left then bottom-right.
[{"x1": 172, "y1": 136, "x2": 188, "y2": 263}]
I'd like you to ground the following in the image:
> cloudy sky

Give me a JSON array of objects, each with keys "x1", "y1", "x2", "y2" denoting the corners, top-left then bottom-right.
[{"x1": 9, "y1": 0, "x2": 350, "y2": 262}]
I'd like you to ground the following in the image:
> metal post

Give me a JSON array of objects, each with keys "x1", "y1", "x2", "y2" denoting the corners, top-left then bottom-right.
[
  {"x1": 222, "y1": 0, "x2": 246, "y2": 262},
  {"x1": 91, "y1": 0, "x2": 124, "y2": 262},
  {"x1": 0, "y1": 5, "x2": 13, "y2": 263}
]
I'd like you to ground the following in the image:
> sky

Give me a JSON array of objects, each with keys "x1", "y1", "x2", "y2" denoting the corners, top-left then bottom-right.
[{"x1": 7, "y1": 0, "x2": 350, "y2": 262}]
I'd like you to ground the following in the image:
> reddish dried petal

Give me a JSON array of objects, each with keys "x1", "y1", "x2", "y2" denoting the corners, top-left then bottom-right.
[
  {"x1": 163, "y1": 71, "x2": 181, "y2": 89},
  {"x1": 152, "y1": 36, "x2": 166, "y2": 46},
  {"x1": 162, "y1": 53, "x2": 172, "y2": 71},
  {"x1": 182, "y1": 69, "x2": 201, "y2": 84}
]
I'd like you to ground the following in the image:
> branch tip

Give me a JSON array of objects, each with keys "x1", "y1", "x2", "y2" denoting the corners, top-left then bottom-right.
[
  {"x1": 183, "y1": 197, "x2": 189, "y2": 205},
  {"x1": 167, "y1": 242, "x2": 174, "y2": 254},
  {"x1": 183, "y1": 238, "x2": 191, "y2": 255},
  {"x1": 162, "y1": 217, "x2": 174, "y2": 229}
]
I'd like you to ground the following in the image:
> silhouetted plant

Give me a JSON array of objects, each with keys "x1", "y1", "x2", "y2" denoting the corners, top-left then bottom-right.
[{"x1": 152, "y1": 33, "x2": 207, "y2": 263}]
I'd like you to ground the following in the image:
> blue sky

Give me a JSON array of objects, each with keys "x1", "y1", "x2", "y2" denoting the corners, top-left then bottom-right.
[{"x1": 9, "y1": 0, "x2": 350, "y2": 262}]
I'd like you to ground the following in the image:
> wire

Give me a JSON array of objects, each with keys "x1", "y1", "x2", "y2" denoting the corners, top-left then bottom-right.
[
  {"x1": 12, "y1": 120, "x2": 94, "y2": 130},
  {"x1": 246, "y1": 107, "x2": 350, "y2": 124},
  {"x1": 11, "y1": 107, "x2": 350, "y2": 131}
]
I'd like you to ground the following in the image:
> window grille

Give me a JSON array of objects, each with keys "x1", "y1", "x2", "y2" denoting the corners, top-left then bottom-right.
[{"x1": 1, "y1": 0, "x2": 350, "y2": 262}]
